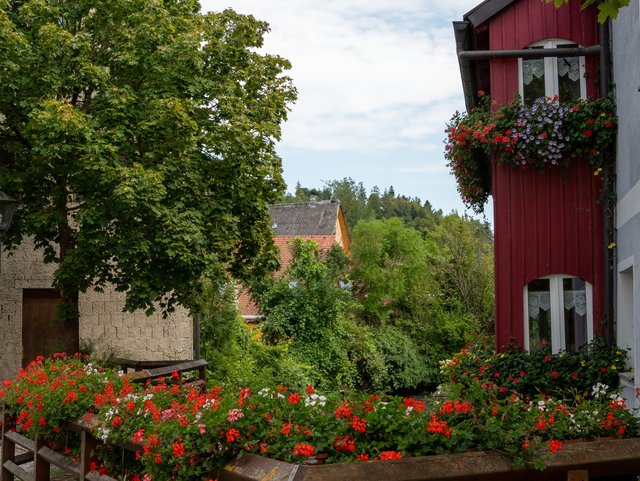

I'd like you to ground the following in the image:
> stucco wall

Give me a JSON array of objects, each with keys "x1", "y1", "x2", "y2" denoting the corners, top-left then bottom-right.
[
  {"x1": 612, "y1": 0, "x2": 640, "y2": 410},
  {"x1": 0, "y1": 238, "x2": 193, "y2": 380},
  {"x1": 613, "y1": 0, "x2": 640, "y2": 198}
]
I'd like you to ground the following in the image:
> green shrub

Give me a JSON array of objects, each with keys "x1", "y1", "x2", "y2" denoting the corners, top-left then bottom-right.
[
  {"x1": 441, "y1": 337, "x2": 628, "y2": 400},
  {"x1": 370, "y1": 325, "x2": 434, "y2": 392},
  {"x1": 199, "y1": 280, "x2": 311, "y2": 390}
]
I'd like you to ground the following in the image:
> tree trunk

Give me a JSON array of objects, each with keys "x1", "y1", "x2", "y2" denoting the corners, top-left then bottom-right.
[{"x1": 57, "y1": 189, "x2": 80, "y2": 354}]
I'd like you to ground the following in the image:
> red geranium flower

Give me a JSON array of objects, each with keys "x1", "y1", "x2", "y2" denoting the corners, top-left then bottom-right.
[
  {"x1": 288, "y1": 393, "x2": 301, "y2": 405},
  {"x1": 293, "y1": 443, "x2": 315, "y2": 457},
  {"x1": 379, "y1": 451, "x2": 403, "y2": 460},
  {"x1": 172, "y1": 442, "x2": 185, "y2": 457}
]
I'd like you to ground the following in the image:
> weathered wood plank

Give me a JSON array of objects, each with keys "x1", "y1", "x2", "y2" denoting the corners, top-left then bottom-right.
[
  {"x1": 220, "y1": 454, "x2": 307, "y2": 481},
  {"x1": 123, "y1": 359, "x2": 207, "y2": 384},
  {"x1": 3, "y1": 431, "x2": 36, "y2": 453},
  {"x1": 113, "y1": 358, "x2": 192, "y2": 371},
  {"x1": 2, "y1": 411, "x2": 17, "y2": 481},
  {"x1": 34, "y1": 437, "x2": 50, "y2": 481},
  {"x1": 567, "y1": 470, "x2": 588, "y2": 481},
  {"x1": 80, "y1": 429, "x2": 99, "y2": 479},
  {"x1": 14, "y1": 453, "x2": 34, "y2": 465},
  {"x1": 37, "y1": 447, "x2": 80, "y2": 476},
  {"x1": 145, "y1": 359, "x2": 207, "y2": 379},
  {"x1": 3, "y1": 460, "x2": 35, "y2": 481},
  {"x1": 220, "y1": 438, "x2": 640, "y2": 481}
]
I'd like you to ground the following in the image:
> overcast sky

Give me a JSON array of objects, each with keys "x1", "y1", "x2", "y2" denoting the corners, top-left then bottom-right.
[{"x1": 201, "y1": 0, "x2": 486, "y2": 218}]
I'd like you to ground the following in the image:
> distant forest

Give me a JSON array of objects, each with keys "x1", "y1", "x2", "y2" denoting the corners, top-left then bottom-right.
[{"x1": 282, "y1": 177, "x2": 492, "y2": 241}]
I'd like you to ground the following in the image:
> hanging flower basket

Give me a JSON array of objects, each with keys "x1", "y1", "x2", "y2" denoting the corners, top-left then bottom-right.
[{"x1": 444, "y1": 94, "x2": 617, "y2": 213}]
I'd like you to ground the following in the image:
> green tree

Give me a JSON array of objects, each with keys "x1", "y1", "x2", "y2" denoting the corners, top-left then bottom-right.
[
  {"x1": 548, "y1": 0, "x2": 629, "y2": 22},
  {"x1": 349, "y1": 217, "x2": 435, "y2": 324},
  {"x1": 0, "y1": 2, "x2": 296, "y2": 325},
  {"x1": 326, "y1": 177, "x2": 370, "y2": 230},
  {"x1": 255, "y1": 238, "x2": 357, "y2": 389},
  {"x1": 199, "y1": 278, "x2": 311, "y2": 389},
  {"x1": 430, "y1": 214, "x2": 494, "y2": 333},
  {"x1": 281, "y1": 182, "x2": 331, "y2": 203}
]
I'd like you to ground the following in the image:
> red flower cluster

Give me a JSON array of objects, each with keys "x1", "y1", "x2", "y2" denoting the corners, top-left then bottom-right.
[
  {"x1": 225, "y1": 428, "x2": 241, "y2": 443},
  {"x1": 293, "y1": 443, "x2": 315, "y2": 457},
  {"x1": 439, "y1": 400, "x2": 474, "y2": 415},
  {"x1": 378, "y1": 451, "x2": 403, "y2": 461},
  {"x1": 549, "y1": 440, "x2": 563, "y2": 453},
  {"x1": 426, "y1": 415, "x2": 451, "y2": 438},
  {"x1": 600, "y1": 399, "x2": 628, "y2": 435},
  {"x1": 333, "y1": 435, "x2": 356, "y2": 453},
  {"x1": 172, "y1": 442, "x2": 185, "y2": 457},
  {"x1": 287, "y1": 393, "x2": 301, "y2": 405},
  {"x1": 403, "y1": 397, "x2": 426, "y2": 413},
  {"x1": 349, "y1": 416, "x2": 367, "y2": 433},
  {"x1": 335, "y1": 401, "x2": 353, "y2": 419}
]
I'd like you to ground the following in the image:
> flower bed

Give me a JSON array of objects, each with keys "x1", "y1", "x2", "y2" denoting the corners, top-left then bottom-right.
[
  {"x1": 444, "y1": 94, "x2": 617, "y2": 213},
  {"x1": 2, "y1": 347, "x2": 639, "y2": 481}
]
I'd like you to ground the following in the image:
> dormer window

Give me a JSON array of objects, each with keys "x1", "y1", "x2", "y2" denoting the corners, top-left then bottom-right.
[{"x1": 519, "y1": 39, "x2": 586, "y2": 103}]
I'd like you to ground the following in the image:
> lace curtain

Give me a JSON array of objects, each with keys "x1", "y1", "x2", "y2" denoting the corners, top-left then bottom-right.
[
  {"x1": 522, "y1": 59, "x2": 544, "y2": 86},
  {"x1": 558, "y1": 56, "x2": 580, "y2": 82},
  {"x1": 528, "y1": 289, "x2": 587, "y2": 318},
  {"x1": 523, "y1": 56, "x2": 579, "y2": 85}
]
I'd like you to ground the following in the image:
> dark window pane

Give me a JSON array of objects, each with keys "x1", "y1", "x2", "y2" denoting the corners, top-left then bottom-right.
[
  {"x1": 528, "y1": 278, "x2": 551, "y2": 351},
  {"x1": 556, "y1": 43, "x2": 581, "y2": 101},
  {"x1": 522, "y1": 47, "x2": 545, "y2": 103},
  {"x1": 562, "y1": 277, "x2": 587, "y2": 353}
]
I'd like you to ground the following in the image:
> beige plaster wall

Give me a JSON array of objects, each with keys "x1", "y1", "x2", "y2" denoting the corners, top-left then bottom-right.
[{"x1": 0, "y1": 239, "x2": 193, "y2": 380}]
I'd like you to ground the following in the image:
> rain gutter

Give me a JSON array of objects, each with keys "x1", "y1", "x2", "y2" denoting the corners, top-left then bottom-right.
[{"x1": 599, "y1": 19, "x2": 614, "y2": 346}]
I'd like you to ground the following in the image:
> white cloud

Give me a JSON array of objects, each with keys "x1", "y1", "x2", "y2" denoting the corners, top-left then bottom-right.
[{"x1": 201, "y1": 0, "x2": 479, "y2": 152}]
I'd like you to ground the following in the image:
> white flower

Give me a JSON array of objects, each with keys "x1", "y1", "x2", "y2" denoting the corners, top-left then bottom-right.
[
  {"x1": 99, "y1": 428, "x2": 110, "y2": 442},
  {"x1": 591, "y1": 382, "x2": 609, "y2": 398}
]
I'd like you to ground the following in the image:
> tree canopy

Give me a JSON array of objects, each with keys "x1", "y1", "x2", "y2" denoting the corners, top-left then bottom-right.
[
  {"x1": 548, "y1": 0, "x2": 629, "y2": 22},
  {"x1": 0, "y1": 1, "x2": 296, "y2": 316}
]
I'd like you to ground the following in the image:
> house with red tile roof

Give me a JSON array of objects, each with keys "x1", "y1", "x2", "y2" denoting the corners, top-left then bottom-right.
[{"x1": 238, "y1": 199, "x2": 350, "y2": 320}]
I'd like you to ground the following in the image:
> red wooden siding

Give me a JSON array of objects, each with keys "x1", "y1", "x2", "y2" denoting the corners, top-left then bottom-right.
[
  {"x1": 487, "y1": 0, "x2": 599, "y2": 106},
  {"x1": 479, "y1": 0, "x2": 604, "y2": 349},
  {"x1": 493, "y1": 158, "x2": 605, "y2": 349}
]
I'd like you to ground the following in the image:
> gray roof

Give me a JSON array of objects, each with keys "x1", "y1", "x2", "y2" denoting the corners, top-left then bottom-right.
[
  {"x1": 463, "y1": 0, "x2": 516, "y2": 27},
  {"x1": 269, "y1": 201, "x2": 339, "y2": 236}
]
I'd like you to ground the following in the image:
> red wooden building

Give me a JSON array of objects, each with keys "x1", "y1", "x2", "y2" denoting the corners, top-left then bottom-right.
[{"x1": 453, "y1": 0, "x2": 612, "y2": 352}]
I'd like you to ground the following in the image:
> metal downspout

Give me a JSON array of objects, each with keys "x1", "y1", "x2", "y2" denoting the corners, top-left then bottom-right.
[{"x1": 599, "y1": 20, "x2": 615, "y2": 346}]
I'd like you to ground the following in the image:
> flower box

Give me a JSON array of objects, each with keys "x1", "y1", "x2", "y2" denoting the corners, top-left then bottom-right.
[{"x1": 220, "y1": 437, "x2": 640, "y2": 481}]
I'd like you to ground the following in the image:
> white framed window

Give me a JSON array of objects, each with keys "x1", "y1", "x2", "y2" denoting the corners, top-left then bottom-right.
[
  {"x1": 518, "y1": 39, "x2": 587, "y2": 103},
  {"x1": 524, "y1": 275, "x2": 593, "y2": 353}
]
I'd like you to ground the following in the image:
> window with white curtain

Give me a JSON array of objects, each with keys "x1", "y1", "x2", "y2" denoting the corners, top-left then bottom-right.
[
  {"x1": 524, "y1": 275, "x2": 593, "y2": 353},
  {"x1": 519, "y1": 39, "x2": 586, "y2": 103}
]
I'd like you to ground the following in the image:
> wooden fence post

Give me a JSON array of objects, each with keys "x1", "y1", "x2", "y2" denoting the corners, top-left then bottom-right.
[
  {"x1": 80, "y1": 429, "x2": 98, "y2": 481},
  {"x1": 34, "y1": 436, "x2": 50, "y2": 481},
  {"x1": 2, "y1": 409, "x2": 16, "y2": 481}
]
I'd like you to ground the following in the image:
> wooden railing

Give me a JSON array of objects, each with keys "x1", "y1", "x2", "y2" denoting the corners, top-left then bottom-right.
[{"x1": 1, "y1": 359, "x2": 207, "y2": 481}]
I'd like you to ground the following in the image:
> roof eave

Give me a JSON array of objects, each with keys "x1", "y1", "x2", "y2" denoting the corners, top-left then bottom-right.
[
  {"x1": 453, "y1": 20, "x2": 478, "y2": 112},
  {"x1": 463, "y1": 0, "x2": 517, "y2": 26}
]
